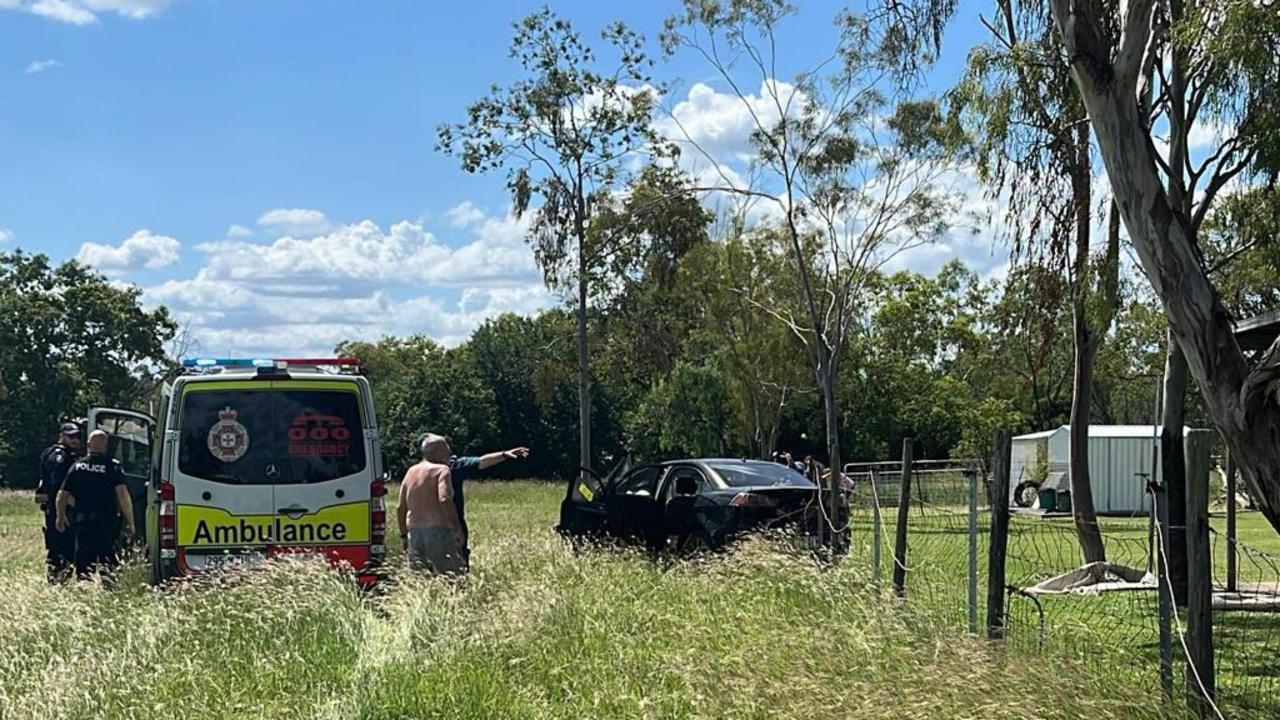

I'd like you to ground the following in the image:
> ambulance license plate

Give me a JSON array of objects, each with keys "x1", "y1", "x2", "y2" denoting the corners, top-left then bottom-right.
[{"x1": 202, "y1": 552, "x2": 265, "y2": 570}]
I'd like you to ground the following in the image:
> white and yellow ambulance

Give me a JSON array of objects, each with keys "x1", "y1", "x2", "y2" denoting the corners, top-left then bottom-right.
[{"x1": 89, "y1": 357, "x2": 388, "y2": 587}]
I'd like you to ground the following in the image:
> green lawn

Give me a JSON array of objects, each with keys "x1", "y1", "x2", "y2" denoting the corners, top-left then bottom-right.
[
  {"x1": 841, "y1": 484, "x2": 1280, "y2": 719},
  {"x1": 0, "y1": 483, "x2": 1186, "y2": 719}
]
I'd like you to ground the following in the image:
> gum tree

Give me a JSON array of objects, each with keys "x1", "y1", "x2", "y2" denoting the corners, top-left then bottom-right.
[
  {"x1": 951, "y1": 0, "x2": 1121, "y2": 562},
  {"x1": 662, "y1": 0, "x2": 960, "y2": 538},
  {"x1": 438, "y1": 8, "x2": 673, "y2": 480}
]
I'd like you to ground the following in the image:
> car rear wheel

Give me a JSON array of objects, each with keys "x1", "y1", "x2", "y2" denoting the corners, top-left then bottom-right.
[{"x1": 678, "y1": 531, "x2": 716, "y2": 558}]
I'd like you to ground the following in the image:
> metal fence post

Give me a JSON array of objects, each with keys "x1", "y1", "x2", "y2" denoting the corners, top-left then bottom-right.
[
  {"x1": 1152, "y1": 475, "x2": 1174, "y2": 700},
  {"x1": 1226, "y1": 451, "x2": 1238, "y2": 593},
  {"x1": 871, "y1": 468, "x2": 883, "y2": 586},
  {"x1": 892, "y1": 439, "x2": 914, "y2": 597},
  {"x1": 967, "y1": 466, "x2": 979, "y2": 635},
  {"x1": 986, "y1": 430, "x2": 1011, "y2": 640},
  {"x1": 1185, "y1": 429, "x2": 1216, "y2": 715}
]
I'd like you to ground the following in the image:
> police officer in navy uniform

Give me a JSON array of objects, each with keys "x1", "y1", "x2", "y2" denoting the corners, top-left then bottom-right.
[
  {"x1": 55, "y1": 430, "x2": 136, "y2": 581},
  {"x1": 35, "y1": 422, "x2": 81, "y2": 582}
]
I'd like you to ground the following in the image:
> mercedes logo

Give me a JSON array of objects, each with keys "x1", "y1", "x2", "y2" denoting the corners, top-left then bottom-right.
[{"x1": 265, "y1": 464, "x2": 281, "y2": 479}]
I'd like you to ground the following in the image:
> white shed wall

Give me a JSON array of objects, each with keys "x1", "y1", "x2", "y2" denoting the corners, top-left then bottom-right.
[{"x1": 1008, "y1": 426, "x2": 1171, "y2": 514}]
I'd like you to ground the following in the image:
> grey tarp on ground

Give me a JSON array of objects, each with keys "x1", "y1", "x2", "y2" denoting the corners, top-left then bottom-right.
[{"x1": 1023, "y1": 561, "x2": 1156, "y2": 596}]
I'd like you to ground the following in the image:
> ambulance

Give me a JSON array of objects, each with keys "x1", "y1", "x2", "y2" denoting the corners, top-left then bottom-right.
[{"x1": 88, "y1": 357, "x2": 388, "y2": 587}]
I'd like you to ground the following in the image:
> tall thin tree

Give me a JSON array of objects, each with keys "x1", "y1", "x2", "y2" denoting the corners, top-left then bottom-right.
[
  {"x1": 663, "y1": 0, "x2": 960, "y2": 540},
  {"x1": 438, "y1": 9, "x2": 673, "y2": 482}
]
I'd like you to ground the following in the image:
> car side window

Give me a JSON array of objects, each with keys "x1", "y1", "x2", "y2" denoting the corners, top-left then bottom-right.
[
  {"x1": 662, "y1": 467, "x2": 705, "y2": 502},
  {"x1": 622, "y1": 467, "x2": 662, "y2": 497}
]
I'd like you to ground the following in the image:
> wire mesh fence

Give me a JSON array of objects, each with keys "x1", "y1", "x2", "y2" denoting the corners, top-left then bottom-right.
[
  {"x1": 1212, "y1": 526, "x2": 1280, "y2": 716},
  {"x1": 1002, "y1": 515, "x2": 1172, "y2": 698},
  {"x1": 843, "y1": 461, "x2": 988, "y2": 635},
  {"x1": 844, "y1": 442, "x2": 1280, "y2": 719}
]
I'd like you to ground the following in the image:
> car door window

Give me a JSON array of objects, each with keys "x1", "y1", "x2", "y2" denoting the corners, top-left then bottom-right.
[
  {"x1": 662, "y1": 467, "x2": 706, "y2": 503},
  {"x1": 622, "y1": 467, "x2": 661, "y2": 498},
  {"x1": 97, "y1": 413, "x2": 152, "y2": 479}
]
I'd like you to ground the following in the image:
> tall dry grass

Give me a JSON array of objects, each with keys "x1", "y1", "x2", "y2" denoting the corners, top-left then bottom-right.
[{"x1": 0, "y1": 484, "x2": 1176, "y2": 719}]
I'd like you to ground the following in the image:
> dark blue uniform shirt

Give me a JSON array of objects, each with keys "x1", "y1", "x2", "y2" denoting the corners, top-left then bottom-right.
[{"x1": 448, "y1": 455, "x2": 483, "y2": 561}]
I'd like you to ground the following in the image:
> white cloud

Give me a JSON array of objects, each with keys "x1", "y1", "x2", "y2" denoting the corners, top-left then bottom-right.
[
  {"x1": 201, "y1": 214, "x2": 537, "y2": 287},
  {"x1": 142, "y1": 208, "x2": 552, "y2": 357},
  {"x1": 24, "y1": 58, "x2": 61, "y2": 74},
  {"x1": 0, "y1": 228, "x2": 12, "y2": 245},
  {"x1": 77, "y1": 229, "x2": 181, "y2": 271},
  {"x1": 443, "y1": 201, "x2": 486, "y2": 229},
  {"x1": 660, "y1": 80, "x2": 806, "y2": 165},
  {"x1": 1186, "y1": 119, "x2": 1227, "y2": 151},
  {"x1": 3, "y1": 0, "x2": 170, "y2": 24},
  {"x1": 226, "y1": 224, "x2": 252, "y2": 238},
  {"x1": 256, "y1": 207, "x2": 331, "y2": 237}
]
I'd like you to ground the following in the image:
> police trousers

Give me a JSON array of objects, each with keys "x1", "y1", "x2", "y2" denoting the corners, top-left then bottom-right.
[
  {"x1": 44, "y1": 511, "x2": 74, "y2": 583},
  {"x1": 73, "y1": 521, "x2": 120, "y2": 580}
]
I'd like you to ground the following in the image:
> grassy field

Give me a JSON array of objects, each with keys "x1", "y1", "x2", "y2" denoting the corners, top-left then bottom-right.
[
  {"x1": 841, "y1": 480, "x2": 1280, "y2": 719},
  {"x1": 0, "y1": 482, "x2": 1185, "y2": 720}
]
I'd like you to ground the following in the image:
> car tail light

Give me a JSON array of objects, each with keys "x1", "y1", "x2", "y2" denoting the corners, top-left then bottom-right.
[
  {"x1": 369, "y1": 476, "x2": 387, "y2": 565},
  {"x1": 730, "y1": 492, "x2": 777, "y2": 508},
  {"x1": 159, "y1": 479, "x2": 177, "y2": 557}
]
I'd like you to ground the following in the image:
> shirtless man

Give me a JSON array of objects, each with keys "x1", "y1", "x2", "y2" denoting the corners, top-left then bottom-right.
[{"x1": 397, "y1": 433, "x2": 465, "y2": 575}]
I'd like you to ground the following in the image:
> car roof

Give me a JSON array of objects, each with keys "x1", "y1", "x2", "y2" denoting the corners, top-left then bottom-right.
[{"x1": 662, "y1": 458, "x2": 777, "y2": 466}]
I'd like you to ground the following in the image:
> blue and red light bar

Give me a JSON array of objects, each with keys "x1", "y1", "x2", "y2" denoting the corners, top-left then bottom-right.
[{"x1": 181, "y1": 357, "x2": 360, "y2": 369}]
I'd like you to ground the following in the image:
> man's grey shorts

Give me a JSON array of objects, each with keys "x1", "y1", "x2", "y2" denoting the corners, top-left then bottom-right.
[{"x1": 406, "y1": 527, "x2": 464, "y2": 575}]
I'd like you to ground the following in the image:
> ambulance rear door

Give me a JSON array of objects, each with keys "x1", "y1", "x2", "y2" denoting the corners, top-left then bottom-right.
[
  {"x1": 172, "y1": 382, "x2": 278, "y2": 570},
  {"x1": 266, "y1": 380, "x2": 372, "y2": 572}
]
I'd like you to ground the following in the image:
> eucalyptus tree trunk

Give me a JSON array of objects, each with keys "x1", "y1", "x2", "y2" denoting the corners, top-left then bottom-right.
[
  {"x1": 1161, "y1": 338, "x2": 1190, "y2": 605},
  {"x1": 574, "y1": 191, "x2": 591, "y2": 482},
  {"x1": 1068, "y1": 123, "x2": 1107, "y2": 563},
  {"x1": 819, "y1": 360, "x2": 842, "y2": 545},
  {"x1": 1050, "y1": 0, "x2": 1280, "y2": 532}
]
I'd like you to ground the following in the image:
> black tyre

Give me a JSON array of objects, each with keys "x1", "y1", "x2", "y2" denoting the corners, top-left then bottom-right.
[
  {"x1": 1013, "y1": 480, "x2": 1040, "y2": 508},
  {"x1": 678, "y1": 531, "x2": 716, "y2": 557}
]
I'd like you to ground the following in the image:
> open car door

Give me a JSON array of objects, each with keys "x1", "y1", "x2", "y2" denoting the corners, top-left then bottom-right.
[
  {"x1": 88, "y1": 407, "x2": 155, "y2": 539},
  {"x1": 557, "y1": 455, "x2": 629, "y2": 538}
]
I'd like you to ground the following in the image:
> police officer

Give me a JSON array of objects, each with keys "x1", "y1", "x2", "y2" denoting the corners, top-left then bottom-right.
[
  {"x1": 35, "y1": 422, "x2": 81, "y2": 582},
  {"x1": 55, "y1": 430, "x2": 135, "y2": 581}
]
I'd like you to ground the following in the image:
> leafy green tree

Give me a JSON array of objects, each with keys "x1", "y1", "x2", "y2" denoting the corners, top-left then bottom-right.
[
  {"x1": 628, "y1": 359, "x2": 733, "y2": 459},
  {"x1": 951, "y1": 0, "x2": 1121, "y2": 561},
  {"x1": 438, "y1": 8, "x2": 673, "y2": 483},
  {"x1": 0, "y1": 251, "x2": 175, "y2": 487},
  {"x1": 592, "y1": 166, "x2": 714, "y2": 428},
  {"x1": 679, "y1": 227, "x2": 815, "y2": 459},
  {"x1": 1203, "y1": 188, "x2": 1280, "y2": 318},
  {"x1": 467, "y1": 311, "x2": 606, "y2": 479},
  {"x1": 336, "y1": 336, "x2": 497, "y2": 479},
  {"x1": 663, "y1": 0, "x2": 960, "y2": 538}
]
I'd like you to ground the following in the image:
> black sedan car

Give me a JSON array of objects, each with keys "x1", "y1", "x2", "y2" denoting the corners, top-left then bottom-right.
[{"x1": 557, "y1": 458, "x2": 835, "y2": 554}]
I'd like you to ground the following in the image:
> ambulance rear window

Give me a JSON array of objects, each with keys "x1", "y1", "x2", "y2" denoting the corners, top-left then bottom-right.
[{"x1": 178, "y1": 388, "x2": 366, "y2": 485}]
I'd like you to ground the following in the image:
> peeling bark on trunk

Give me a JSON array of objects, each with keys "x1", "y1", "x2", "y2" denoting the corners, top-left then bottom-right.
[{"x1": 1050, "y1": 0, "x2": 1280, "y2": 533}]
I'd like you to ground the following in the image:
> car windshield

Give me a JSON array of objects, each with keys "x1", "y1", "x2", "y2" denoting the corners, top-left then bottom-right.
[{"x1": 708, "y1": 462, "x2": 814, "y2": 488}]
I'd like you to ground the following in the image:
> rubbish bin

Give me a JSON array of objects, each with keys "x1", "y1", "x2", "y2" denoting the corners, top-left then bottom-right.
[
  {"x1": 1056, "y1": 490, "x2": 1072, "y2": 513},
  {"x1": 1037, "y1": 488, "x2": 1057, "y2": 512}
]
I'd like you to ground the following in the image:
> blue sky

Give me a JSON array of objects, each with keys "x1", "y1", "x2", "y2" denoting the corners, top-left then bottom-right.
[{"x1": 0, "y1": 0, "x2": 997, "y2": 357}]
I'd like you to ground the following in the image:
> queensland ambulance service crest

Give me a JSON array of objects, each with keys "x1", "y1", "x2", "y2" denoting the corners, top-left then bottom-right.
[{"x1": 208, "y1": 406, "x2": 249, "y2": 462}]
